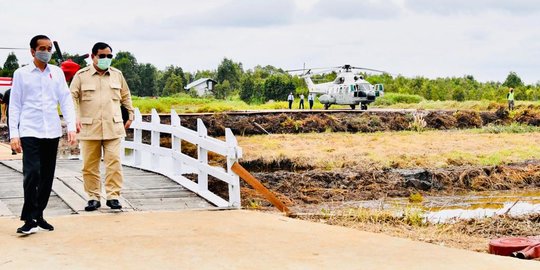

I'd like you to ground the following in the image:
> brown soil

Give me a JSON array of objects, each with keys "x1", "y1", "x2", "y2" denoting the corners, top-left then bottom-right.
[{"x1": 140, "y1": 107, "x2": 538, "y2": 136}]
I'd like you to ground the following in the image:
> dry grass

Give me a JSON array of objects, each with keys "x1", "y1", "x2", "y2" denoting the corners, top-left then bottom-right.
[
  {"x1": 238, "y1": 130, "x2": 540, "y2": 170},
  {"x1": 296, "y1": 208, "x2": 540, "y2": 253}
]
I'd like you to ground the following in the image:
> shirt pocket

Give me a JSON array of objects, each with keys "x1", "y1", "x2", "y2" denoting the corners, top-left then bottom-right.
[
  {"x1": 81, "y1": 84, "x2": 96, "y2": 101},
  {"x1": 110, "y1": 82, "x2": 122, "y2": 101}
]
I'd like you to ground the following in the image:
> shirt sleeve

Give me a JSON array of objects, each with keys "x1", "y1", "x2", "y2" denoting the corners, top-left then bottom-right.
[
  {"x1": 57, "y1": 69, "x2": 76, "y2": 132},
  {"x1": 120, "y1": 75, "x2": 135, "y2": 121},
  {"x1": 8, "y1": 71, "x2": 22, "y2": 138},
  {"x1": 69, "y1": 72, "x2": 82, "y2": 119}
]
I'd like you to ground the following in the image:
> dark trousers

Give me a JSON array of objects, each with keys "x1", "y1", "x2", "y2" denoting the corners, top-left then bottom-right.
[
  {"x1": 20, "y1": 137, "x2": 60, "y2": 221},
  {"x1": 299, "y1": 100, "x2": 304, "y2": 109},
  {"x1": 288, "y1": 100, "x2": 293, "y2": 109},
  {"x1": 309, "y1": 100, "x2": 314, "y2": 109}
]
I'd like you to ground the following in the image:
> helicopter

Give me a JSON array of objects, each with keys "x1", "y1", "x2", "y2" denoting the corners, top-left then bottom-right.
[{"x1": 289, "y1": 64, "x2": 386, "y2": 110}]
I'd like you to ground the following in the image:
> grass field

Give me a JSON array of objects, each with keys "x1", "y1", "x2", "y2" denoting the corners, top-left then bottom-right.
[
  {"x1": 132, "y1": 93, "x2": 540, "y2": 113},
  {"x1": 237, "y1": 129, "x2": 540, "y2": 170}
]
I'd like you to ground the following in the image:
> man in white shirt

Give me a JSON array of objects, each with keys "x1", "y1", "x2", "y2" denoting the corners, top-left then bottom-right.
[
  {"x1": 9, "y1": 35, "x2": 77, "y2": 234},
  {"x1": 299, "y1": 94, "x2": 305, "y2": 109},
  {"x1": 308, "y1": 93, "x2": 315, "y2": 109},
  {"x1": 287, "y1": 92, "x2": 294, "y2": 109}
]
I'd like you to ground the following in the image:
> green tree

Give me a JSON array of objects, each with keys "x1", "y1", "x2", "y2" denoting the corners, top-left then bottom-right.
[
  {"x1": 2, "y1": 52, "x2": 19, "y2": 77},
  {"x1": 112, "y1": 51, "x2": 141, "y2": 95},
  {"x1": 213, "y1": 80, "x2": 232, "y2": 99},
  {"x1": 138, "y1": 63, "x2": 158, "y2": 97},
  {"x1": 502, "y1": 71, "x2": 524, "y2": 88},
  {"x1": 157, "y1": 66, "x2": 186, "y2": 96},
  {"x1": 162, "y1": 73, "x2": 184, "y2": 96},
  {"x1": 216, "y1": 58, "x2": 243, "y2": 91},
  {"x1": 194, "y1": 70, "x2": 216, "y2": 81},
  {"x1": 263, "y1": 74, "x2": 295, "y2": 101}
]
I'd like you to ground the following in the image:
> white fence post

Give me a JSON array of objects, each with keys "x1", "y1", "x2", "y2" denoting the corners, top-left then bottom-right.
[
  {"x1": 171, "y1": 109, "x2": 182, "y2": 176},
  {"x1": 133, "y1": 109, "x2": 143, "y2": 166},
  {"x1": 151, "y1": 109, "x2": 160, "y2": 171},
  {"x1": 197, "y1": 119, "x2": 209, "y2": 192},
  {"x1": 226, "y1": 128, "x2": 242, "y2": 208}
]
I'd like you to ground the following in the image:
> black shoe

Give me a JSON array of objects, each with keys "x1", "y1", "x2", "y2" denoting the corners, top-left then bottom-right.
[
  {"x1": 11, "y1": 150, "x2": 16, "y2": 155},
  {"x1": 106, "y1": 199, "x2": 122, "y2": 210},
  {"x1": 36, "y1": 218, "x2": 54, "y2": 231},
  {"x1": 17, "y1": 220, "x2": 38, "y2": 234},
  {"x1": 85, "y1": 200, "x2": 101, "y2": 211}
]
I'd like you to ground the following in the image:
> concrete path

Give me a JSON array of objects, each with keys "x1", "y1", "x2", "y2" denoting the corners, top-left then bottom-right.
[{"x1": 0, "y1": 210, "x2": 538, "y2": 270}]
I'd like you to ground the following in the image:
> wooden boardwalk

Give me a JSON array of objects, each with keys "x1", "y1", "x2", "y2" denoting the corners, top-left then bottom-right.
[{"x1": 0, "y1": 157, "x2": 215, "y2": 218}]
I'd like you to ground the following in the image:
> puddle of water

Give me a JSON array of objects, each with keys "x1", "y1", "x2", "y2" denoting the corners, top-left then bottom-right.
[
  {"x1": 380, "y1": 190, "x2": 540, "y2": 223},
  {"x1": 299, "y1": 190, "x2": 540, "y2": 223}
]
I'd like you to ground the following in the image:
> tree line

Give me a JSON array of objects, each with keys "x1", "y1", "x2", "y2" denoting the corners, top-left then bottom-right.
[{"x1": 2, "y1": 51, "x2": 539, "y2": 102}]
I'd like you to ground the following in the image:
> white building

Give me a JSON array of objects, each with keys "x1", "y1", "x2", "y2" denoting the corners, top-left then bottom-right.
[{"x1": 184, "y1": 78, "x2": 217, "y2": 96}]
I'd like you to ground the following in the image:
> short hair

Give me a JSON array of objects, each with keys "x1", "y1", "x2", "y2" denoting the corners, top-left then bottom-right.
[
  {"x1": 92, "y1": 42, "x2": 113, "y2": 55},
  {"x1": 30, "y1": 35, "x2": 50, "y2": 50}
]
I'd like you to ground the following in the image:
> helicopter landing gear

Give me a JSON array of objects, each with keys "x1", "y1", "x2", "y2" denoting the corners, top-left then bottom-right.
[
  {"x1": 361, "y1": 104, "x2": 368, "y2": 110},
  {"x1": 324, "y1": 104, "x2": 330, "y2": 110},
  {"x1": 350, "y1": 105, "x2": 356, "y2": 110}
]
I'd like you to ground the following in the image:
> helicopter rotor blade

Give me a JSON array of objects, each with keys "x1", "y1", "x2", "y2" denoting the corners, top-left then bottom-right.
[
  {"x1": 350, "y1": 66, "x2": 388, "y2": 73},
  {"x1": 0, "y1": 47, "x2": 26, "y2": 49}
]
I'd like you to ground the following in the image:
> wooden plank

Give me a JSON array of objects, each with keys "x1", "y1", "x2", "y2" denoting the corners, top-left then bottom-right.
[
  {"x1": 0, "y1": 199, "x2": 14, "y2": 217},
  {"x1": 59, "y1": 175, "x2": 135, "y2": 211},
  {"x1": 52, "y1": 179, "x2": 87, "y2": 213}
]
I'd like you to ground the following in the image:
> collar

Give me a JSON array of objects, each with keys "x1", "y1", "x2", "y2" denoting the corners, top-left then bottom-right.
[
  {"x1": 90, "y1": 64, "x2": 110, "y2": 76},
  {"x1": 30, "y1": 61, "x2": 50, "y2": 73}
]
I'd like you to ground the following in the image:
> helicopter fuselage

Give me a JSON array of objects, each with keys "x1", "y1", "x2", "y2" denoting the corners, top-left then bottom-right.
[{"x1": 303, "y1": 70, "x2": 384, "y2": 110}]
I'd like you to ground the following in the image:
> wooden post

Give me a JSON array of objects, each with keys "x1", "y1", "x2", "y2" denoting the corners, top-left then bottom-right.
[{"x1": 231, "y1": 162, "x2": 290, "y2": 215}]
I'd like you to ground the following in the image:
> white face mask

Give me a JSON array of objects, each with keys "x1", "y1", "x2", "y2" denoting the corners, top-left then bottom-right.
[{"x1": 35, "y1": 51, "x2": 52, "y2": 63}]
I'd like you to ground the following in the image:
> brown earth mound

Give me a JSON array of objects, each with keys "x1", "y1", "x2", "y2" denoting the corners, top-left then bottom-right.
[{"x1": 139, "y1": 108, "x2": 520, "y2": 136}]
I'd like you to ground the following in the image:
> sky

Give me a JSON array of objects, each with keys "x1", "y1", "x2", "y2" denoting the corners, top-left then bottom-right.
[{"x1": 1, "y1": 0, "x2": 540, "y2": 84}]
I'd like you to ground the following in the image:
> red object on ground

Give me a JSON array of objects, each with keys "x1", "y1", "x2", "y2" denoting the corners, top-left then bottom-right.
[
  {"x1": 489, "y1": 237, "x2": 540, "y2": 257},
  {"x1": 60, "y1": 60, "x2": 81, "y2": 82}
]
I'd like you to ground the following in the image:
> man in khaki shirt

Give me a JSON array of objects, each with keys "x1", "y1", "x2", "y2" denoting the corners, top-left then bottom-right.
[{"x1": 70, "y1": 42, "x2": 134, "y2": 211}]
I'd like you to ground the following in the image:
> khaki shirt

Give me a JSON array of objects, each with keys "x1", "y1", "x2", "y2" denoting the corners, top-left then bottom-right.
[{"x1": 70, "y1": 65, "x2": 134, "y2": 140}]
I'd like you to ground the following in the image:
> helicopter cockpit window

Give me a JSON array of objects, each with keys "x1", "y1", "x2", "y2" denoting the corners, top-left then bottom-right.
[
  {"x1": 358, "y1": 83, "x2": 370, "y2": 91},
  {"x1": 334, "y1": 77, "x2": 344, "y2": 84}
]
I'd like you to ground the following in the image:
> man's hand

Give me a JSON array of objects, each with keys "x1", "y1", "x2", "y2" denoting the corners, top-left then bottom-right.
[
  {"x1": 10, "y1": 137, "x2": 22, "y2": 153},
  {"x1": 76, "y1": 119, "x2": 82, "y2": 133},
  {"x1": 0, "y1": 116, "x2": 6, "y2": 124},
  {"x1": 124, "y1": 120, "x2": 132, "y2": 130},
  {"x1": 67, "y1": 131, "x2": 77, "y2": 145}
]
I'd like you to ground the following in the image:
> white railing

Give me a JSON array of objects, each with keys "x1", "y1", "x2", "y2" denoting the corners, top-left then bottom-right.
[{"x1": 121, "y1": 108, "x2": 243, "y2": 208}]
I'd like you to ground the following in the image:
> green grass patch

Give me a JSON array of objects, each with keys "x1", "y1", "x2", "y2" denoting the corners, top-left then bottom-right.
[{"x1": 474, "y1": 123, "x2": 540, "y2": 134}]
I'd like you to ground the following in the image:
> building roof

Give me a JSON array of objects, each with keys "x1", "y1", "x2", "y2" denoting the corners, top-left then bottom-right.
[{"x1": 184, "y1": 78, "x2": 217, "y2": 90}]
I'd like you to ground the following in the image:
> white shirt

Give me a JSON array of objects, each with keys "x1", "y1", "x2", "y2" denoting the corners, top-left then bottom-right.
[
  {"x1": 9, "y1": 62, "x2": 76, "y2": 139},
  {"x1": 300, "y1": 94, "x2": 305, "y2": 100},
  {"x1": 288, "y1": 94, "x2": 294, "y2": 101},
  {"x1": 308, "y1": 94, "x2": 314, "y2": 101}
]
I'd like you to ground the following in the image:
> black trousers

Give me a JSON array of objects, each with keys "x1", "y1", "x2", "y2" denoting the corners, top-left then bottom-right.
[
  {"x1": 20, "y1": 137, "x2": 59, "y2": 221},
  {"x1": 288, "y1": 100, "x2": 293, "y2": 109},
  {"x1": 299, "y1": 100, "x2": 304, "y2": 109},
  {"x1": 309, "y1": 100, "x2": 314, "y2": 109}
]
